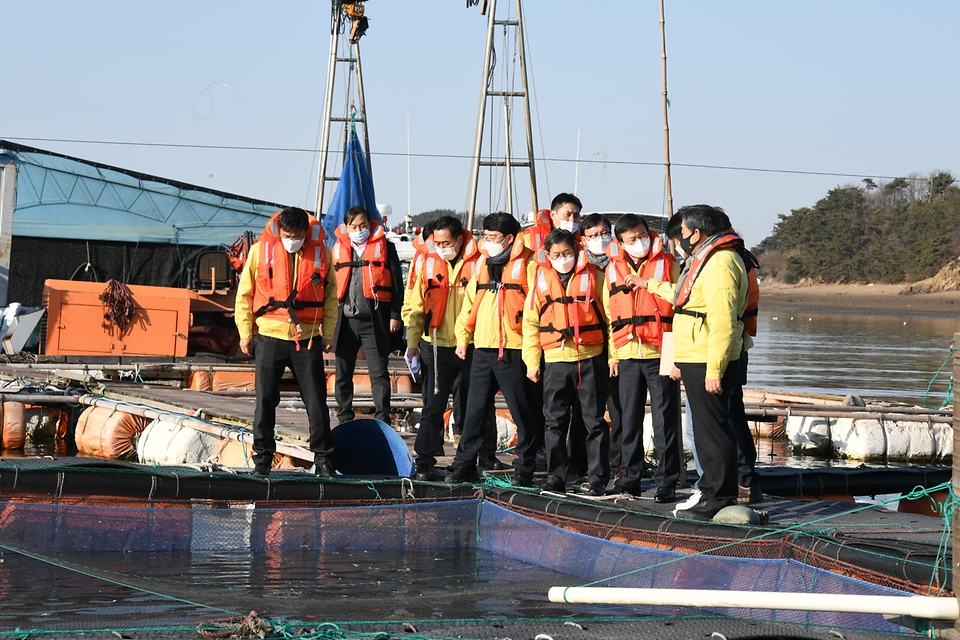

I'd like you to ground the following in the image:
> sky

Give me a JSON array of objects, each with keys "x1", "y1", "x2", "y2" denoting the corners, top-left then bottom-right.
[{"x1": 3, "y1": 0, "x2": 958, "y2": 248}]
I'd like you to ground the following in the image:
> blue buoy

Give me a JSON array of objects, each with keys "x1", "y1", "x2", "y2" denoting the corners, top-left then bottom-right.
[{"x1": 330, "y1": 419, "x2": 415, "y2": 478}]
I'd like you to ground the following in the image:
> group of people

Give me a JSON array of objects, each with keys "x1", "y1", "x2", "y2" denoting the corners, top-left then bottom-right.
[{"x1": 234, "y1": 192, "x2": 761, "y2": 522}]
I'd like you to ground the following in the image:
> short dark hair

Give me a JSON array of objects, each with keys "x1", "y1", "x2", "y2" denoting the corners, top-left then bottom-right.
[
  {"x1": 432, "y1": 215, "x2": 463, "y2": 238},
  {"x1": 483, "y1": 212, "x2": 521, "y2": 237},
  {"x1": 278, "y1": 207, "x2": 309, "y2": 233},
  {"x1": 614, "y1": 214, "x2": 648, "y2": 241},
  {"x1": 420, "y1": 219, "x2": 437, "y2": 240},
  {"x1": 550, "y1": 192, "x2": 582, "y2": 212},
  {"x1": 713, "y1": 209, "x2": 733, "y2": 232},
  {"x1": 677, "y1": 204, "x2": 724, "y2": 237},
  {"x1": 544, "y1": 228, "x2": 577, "y2": 252},
  {"x1": 580, "y1": 213, "x2": 611, "y2": 235},
  {"x1": 344, "y1": 206, "x2": 369, "y2": 226},
  {"x1": 665, "y1": 213, "x2": 684, "y2": 241}
]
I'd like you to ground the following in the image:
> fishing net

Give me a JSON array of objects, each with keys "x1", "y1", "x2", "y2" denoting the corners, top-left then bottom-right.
[{"x1": 0, "y1": 477, "x2": 931, "y2": 639}]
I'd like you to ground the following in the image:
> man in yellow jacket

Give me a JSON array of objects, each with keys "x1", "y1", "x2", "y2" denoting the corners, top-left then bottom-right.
[
  {"x1": 646, "y1": 204, "x2": 750, "y2": 521},
  {"x1": 522, "y1": 228, "x2": 610, "y2": 496},
  {"x1": 235, "y1": 207, "x2": 339, "y2": 477},
  {"x1": 405, "y1": 215, "x2": 480, "y2": 480},
  {"x1": 446, "y1": 213, "x2": 541, "y2": 486}
]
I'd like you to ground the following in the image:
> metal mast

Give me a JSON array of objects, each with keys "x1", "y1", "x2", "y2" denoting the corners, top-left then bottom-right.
[
  {"x1": 466, "y1": 0, "x2": 538, "y2": 229},
  {"x1": 314, "y1": 1, "x2": 372, "y2": 218}
]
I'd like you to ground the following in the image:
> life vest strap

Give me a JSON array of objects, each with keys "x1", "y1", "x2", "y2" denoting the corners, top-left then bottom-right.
[
  {"x1": 609, "y1": 283, "x2": 634, "y2": 296},
  {"x1": 335, "y1": 259, "x2": 385, "y2": 270},
  {"x1": 540, "y1": 322, "x2": 606, "y2": 340},
  {"x1": 674, "y1": 307, "x2": 706, "y2": 321},
  {"x1": 610, "y1": 315, "x2": 673, "y2": 330},
  {"x1": 476, "y1": 282, "x2": 525, "y2": 292}
]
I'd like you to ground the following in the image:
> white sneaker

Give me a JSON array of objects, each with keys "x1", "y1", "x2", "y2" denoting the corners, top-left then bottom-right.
[{"x1": 673, "y1": 489, "x2": 702, "y2": 515}]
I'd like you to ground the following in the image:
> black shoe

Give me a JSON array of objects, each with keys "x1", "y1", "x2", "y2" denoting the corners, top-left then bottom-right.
[
  {"x1": 542, "y1": 476, "x2": 566, "y2": 494},
  {"x1": 248, "y1": 464, "x2": 271, "y2": 476},
  {"x1": 586, "y1": 481, "x2": 606, "y2": 497},
  {"x1": 415, "y1": 466, "x2": 441, "y2": 482},
  {"x1": 511, "y1": 470, "x2": 534, "y2": 487},
  {"x1": 654, "y1": 487, "x2": 677, "y2": 504},
  {"x1": 739, "y1": 484, "x2": 763, "y2": 504},
  {"x1": 445, "y1": 461, "x2": 480, "y2": 484},
  {"x1": 478, "y1": 457, "x2": 508, "y2": 472},
  {"x1": 314, "y1": 458, "x2": 335, "y2": 478},
  {"x1": 674, "y1": 500, "x2": 723, "y2": 522},
  {"x1": 616, "y1": 482, "x2": 643, "y2": 498}
]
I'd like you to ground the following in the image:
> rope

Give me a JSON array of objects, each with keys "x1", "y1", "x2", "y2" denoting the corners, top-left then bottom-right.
[{"x1": 923, "y1": 345, "x2": 957, "y2": 410}]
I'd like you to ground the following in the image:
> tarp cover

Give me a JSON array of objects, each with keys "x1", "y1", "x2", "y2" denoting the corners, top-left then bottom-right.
[
  {"x1": 321, "y1": 130, "x2": 380, "y2": 245},
  {"x1": 0, "y1": 140, "x2": 284, "y2": 245}
]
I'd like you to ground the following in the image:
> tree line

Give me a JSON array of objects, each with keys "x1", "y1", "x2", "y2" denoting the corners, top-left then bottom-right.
[{"x1": 753, "y1": 171, "x2": 959, "y2": 284}]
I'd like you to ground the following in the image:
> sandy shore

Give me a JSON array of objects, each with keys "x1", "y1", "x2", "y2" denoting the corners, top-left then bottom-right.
[{"x1": 761, "y1": 283, "x2": 960, "y2": 317}]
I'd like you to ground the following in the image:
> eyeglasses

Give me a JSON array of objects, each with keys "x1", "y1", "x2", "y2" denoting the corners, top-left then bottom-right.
[{"x1": 583, "y1": 231, "x2": 611, "y2": 240}]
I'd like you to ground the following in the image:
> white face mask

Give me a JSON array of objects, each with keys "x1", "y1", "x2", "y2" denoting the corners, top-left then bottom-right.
[
  {"x1": 558, "y1": 220, "x2": 579, "y2": 233},
  {"x1": 281, "y1": 236, "x2": 305, "y2": 254},
  {"x1": 437, "y1": 246, "x2": 458, "y2": 261},
  {"x1": 623, "y1": 236, "x2": 651, "y2": 258},
  {"x1": 349, "y1": 228, "x2": 370, "y2": 244},
  {"x1": 550, "y1": 255, "x2": 575, "y2": 274},
  {"x1": 483, "y1": 239, "x2": 507, "y2": 259},
  {"x1": 586, "y1": 236, "x2": 611, "y2": 255}
]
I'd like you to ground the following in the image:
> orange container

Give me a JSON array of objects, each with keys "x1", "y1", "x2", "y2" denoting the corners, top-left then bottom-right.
[
  {"x1": 75, "y1": 406, "x2": 149, "y2": 459},
  {"x1": 0, "y1": 402, "x2": 26, "y2": 449},
  {"x1": 209, "y1": 439, "x2": 255, "y2": 468}
]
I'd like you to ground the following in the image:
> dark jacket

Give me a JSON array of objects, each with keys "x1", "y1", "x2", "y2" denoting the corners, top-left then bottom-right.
[{"x1": 332, "y1": 240, "x2": 404, "y2": 356}]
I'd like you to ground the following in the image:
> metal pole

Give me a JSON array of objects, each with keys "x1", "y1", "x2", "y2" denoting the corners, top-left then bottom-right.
[
  {"x1": 354, "y1": 39, "x2": 373, "y2": 181},
  {"x1": 467, "y1": 0, "x2": 498, "y2": 229},
  {"x1": 504, "y1": 101, "x2": 513, "y2": 217},
  {"x1": 515, "y1": 0, "x2": 538, "y2": 217},
  {"x1": 315, "y1": 4, "x2": 342, "y2": 217},
  {"x1": 659, "y1": 0, "x2": 674, "y2": 219}
]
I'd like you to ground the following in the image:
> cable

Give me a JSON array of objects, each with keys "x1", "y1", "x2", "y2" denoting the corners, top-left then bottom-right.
[{"x1": 0, "y1": 135, "x2": 933, "y2": 182}]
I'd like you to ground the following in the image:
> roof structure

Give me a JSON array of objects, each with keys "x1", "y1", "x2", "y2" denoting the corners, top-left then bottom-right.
[{"x1": 0, "y1": 140, "x2": 287, "y2": 245}]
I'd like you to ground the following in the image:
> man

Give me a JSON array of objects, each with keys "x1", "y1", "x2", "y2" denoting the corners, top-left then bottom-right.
[
  {"x1": 602, "y1": 214, "x2": 681, "y2": 503},
  {"x1": 405, "y1": 215, "x2": 480, "y2": 480},
  {"x1": 446, "y1": 212, "x2": 541, "y2": 486},
  {"x1": 524, "y1": 192, "x2": 582, "y2": 258},
  {"x1": 235, "y1": 207, "x2": 339, "y2": 477},
  {"x1": 645, "y1": 204, "x2": 750, "y2": 521},
  {"x1": 522, "y1": 228, "x2": 610, "y2": 496},
  {"x1": 580, "y1": 214, "x2": 623, "y2": 479},
  {"x1": 331, "y1": 206, "x2": 404, "y2": 424}
]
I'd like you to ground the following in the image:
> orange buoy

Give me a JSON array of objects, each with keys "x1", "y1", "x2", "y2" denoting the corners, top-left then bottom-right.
[
  {"x1": 0, "y1": 402, "x2": 26, "y2": 449},
  {"x1": 209, "y1": 438, "x2": 256, "y2": 468},
  {"x1": 75, "y1": 406, "x2": 149, "y2": 459},
  {"x1": 186, "y1": 371, "x2": 213, "y2": 391}
]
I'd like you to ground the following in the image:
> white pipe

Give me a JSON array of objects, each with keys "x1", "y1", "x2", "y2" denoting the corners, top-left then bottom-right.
[
  {"x1": 548, "y1": 587, "x2": 959, "y2": 620},
  {"x1": 79, "y1": 395, "x2": 315, "y2": 464}
]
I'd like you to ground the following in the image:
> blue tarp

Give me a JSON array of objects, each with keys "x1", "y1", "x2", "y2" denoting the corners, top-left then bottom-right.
[
  {"x1": 0, "y1": 140, "x2": 283, "y2": 246},
  {"x1": 321, "y1": 130, "x2": 379, "y2": 245}
]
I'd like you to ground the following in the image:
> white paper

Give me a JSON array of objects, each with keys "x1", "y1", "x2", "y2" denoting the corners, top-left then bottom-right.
[{"x1": 659, "y1": 332, "x2": 675, "y2": 377}]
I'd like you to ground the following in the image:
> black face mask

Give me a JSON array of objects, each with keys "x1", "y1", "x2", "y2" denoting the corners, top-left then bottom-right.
[{"x1": 679, "y1": 232, "x2": 697, "y2": 256}]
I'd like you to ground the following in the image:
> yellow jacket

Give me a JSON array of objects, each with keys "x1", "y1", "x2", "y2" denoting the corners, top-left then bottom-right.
[
  {"x1": 521, "y1": 269, "x2": 606, "y2": 372},
  {"x1": 603, "y1": 260, "x2": 681, "y2": 362},
  {"x1": 405, "y1": 254, "x2": 474, "y2": 348},
  {"x1": 235, "y1": 242, "x2": 339, "y2": 342},
  {"x1": 651, "y1": 249, "x2": 750, "y2": 379},
  {"x1": 455, "y1": 257, "x2": 538, "y2": 350}
]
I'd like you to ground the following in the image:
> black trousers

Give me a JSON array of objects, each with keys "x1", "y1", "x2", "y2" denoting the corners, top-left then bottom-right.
[
  {"x1": 253, "y1": 335, "x2": 333, "y2": 467},
  {"x1": 334, "y1": 316, "x2": 391, "y2": 423},
  {"x1": 542, "y1": 355, "x2": 610, "y2": 485},
  {"x1": 728, "y1": 350, "x2": 758, "y2": 488},
  {"x1": 415, "y1": 340, "x2": 472, "y2": 469},
  {"x1": 453, "y1": 348, "x2": 542, "y2": 474},
  {"x1": 678, "y1": 360, "x2": 740, "y2": 511},
  {"x1": 618, "y1": 358, "x2": 680, "y2": 490},
  {"x1": 606, "y1": 374, "x2": 624, "y2": 468},
  {"x1": 569, "y1": 349, "x2": 620, "y2": 477}
]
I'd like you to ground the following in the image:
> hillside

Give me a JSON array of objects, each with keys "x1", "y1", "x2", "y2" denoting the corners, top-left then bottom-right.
[{"x1": 753, "y1": 171, "x2": 959, "y2": 285}]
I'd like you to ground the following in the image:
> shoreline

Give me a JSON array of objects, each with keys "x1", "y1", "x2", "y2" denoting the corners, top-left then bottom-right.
[{"x1": 760, "y1": 283, "x2": 960, "y2": 317}]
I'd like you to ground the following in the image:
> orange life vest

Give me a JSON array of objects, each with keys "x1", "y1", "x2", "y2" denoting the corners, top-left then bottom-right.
[
  {"x1": 523, "y1": 209, "x2": 554, "y2": 257},
  {"x1": 420, "y1": 231, "x2": 479, "y2": 331},
  {"x1": 673, "y1": 232, "x2": 744, "y2": 321},
  {"x1": 332, "y1": 219, "x2": 393, "y2": 303},
  {"x1": 737, "y1": 246, "x2": 760, "y2": 337},
  {"x1": 464, "y1": 238, "x2": 532, "y2": 337},
  {"x1": 407, "y1": 232, "x2": 430, "y2": 291},
  {"x1": 252, "y1": 212, "x2": 328, "y2": 331},
  {"x1": 604, "y1": 231, "x2": 676, "y2": 349},
  {"x1": 532, "y1": 250, "x2": 606, "y2": 351}
]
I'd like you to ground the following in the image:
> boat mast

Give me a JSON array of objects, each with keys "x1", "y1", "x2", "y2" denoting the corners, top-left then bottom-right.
[{"x1": 659, "y1": 0, "x2": 674, "y2": 220}]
